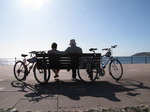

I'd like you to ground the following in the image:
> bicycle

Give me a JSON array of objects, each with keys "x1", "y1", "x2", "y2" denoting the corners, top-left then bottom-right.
[
  {"x1": 97, "y1": 45, "x2": 123, "y2": 81},
  {"x1": 78, "y1": 48, "x2": 99, "y2": 83},
  {"x1": 13, "y1": 51, "x2": 50, "y2": 84},
  {"x1": 78, "y1": 45, "x2": 123, "y2": 82}
]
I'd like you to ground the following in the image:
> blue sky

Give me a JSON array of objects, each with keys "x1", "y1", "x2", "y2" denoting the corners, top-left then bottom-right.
[{"x1": 0, "y1": 0, "x2": 150, "y2": 58}]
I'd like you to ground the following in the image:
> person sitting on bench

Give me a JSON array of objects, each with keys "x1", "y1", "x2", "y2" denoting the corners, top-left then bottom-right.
[
  {"x1": 48, "y1": 42, "x2": 60, "y2": 78},
  {"x1": 64, "y1": 39, "x2": 83, "y2": 80}
]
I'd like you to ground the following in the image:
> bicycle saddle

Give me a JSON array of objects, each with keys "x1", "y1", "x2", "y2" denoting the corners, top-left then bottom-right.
[
  {"x1": 89, "y1": 48, "x2": 97, "y2": 51},
  {"x1": 21, "y1": 54, "x2": 28, "y2": 57},
  {"x1": 102, "y1": 48, "x2": 108, "y2": 51}
]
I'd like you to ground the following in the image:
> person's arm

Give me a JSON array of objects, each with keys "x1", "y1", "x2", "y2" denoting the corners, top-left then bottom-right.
[
  {"x1": 58, "y1": 47, "x2": 69, "y2": 55},
  {"x1": 64, "y1": 47, "x2": 70, "y2": 54}
]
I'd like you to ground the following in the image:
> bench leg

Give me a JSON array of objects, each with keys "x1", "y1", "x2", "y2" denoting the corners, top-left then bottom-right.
[{"x1": 72, "y1": 69, "x2": 76, "y2": 79}]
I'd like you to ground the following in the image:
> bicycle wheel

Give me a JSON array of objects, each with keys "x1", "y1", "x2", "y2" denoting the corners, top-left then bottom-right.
[
  {"x1": 109, "y1": 59, "x2": 123, "y2": 81},
  {"x1": 78, "y1": 60, "x2": 98, "y2": 83},
  {"x1": 90, "y1": 61, "x2": 99, "y2": 81},
  {"x1": 33, "y1": 61, "x2": 50, "y2": 84},
  {"x1": 13, "y1": 61, "x2": 27, "y2": 81}
]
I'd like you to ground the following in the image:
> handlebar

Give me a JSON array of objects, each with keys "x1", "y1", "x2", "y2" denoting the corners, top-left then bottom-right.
[
  {"x1": 102, "y1": 48, "x2": 108, "y2": 51},
  {"x1": 111, "y1": 45, "x2": 117, "y2": 48},
  {"x1": 29, "y1": 51, "x2": 38, "y2": 54},
  {"x1": 102, "y1": 45, "x2": 117, "y2": 51},
  {"x1": 29, "y1": 51, "x2": 46, "y2": 55},
  {"x1": 88, "y1": 45, "x2": 117, "y2": 58},
  {"x1": 89, "y1": 48, "x2": 97, "y2": 51}
]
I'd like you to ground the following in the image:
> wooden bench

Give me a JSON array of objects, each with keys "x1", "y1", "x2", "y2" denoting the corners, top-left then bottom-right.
[{"x1": 36, "y1": 53, "x2": 101, "y2": 70}]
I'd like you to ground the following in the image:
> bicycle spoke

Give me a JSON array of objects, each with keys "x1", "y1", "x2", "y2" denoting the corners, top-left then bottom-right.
[
  {"x1": 109, "y1": 59, "x2": 123, "y2": 81},
  {"x1": 34, "y1": 62, "x2": 50, "y2": 84},
  {"x1": 13, "y1": 61, "x2": 26, "y2": 81},
  {"x1": 112, "y1": 63, "x2": 119, "y2": 70},
  {"x1": 78, "y1": 60, "x2": 98, "y2": 83}
]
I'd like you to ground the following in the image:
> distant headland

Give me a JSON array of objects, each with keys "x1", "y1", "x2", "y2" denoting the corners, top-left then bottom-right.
[{"x1": 132, "y1": 52, "x2": 150, "y2": 56}]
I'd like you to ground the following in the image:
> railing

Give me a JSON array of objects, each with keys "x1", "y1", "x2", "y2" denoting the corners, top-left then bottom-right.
[
  {"x1": 101, "y1": 56, "x2": 150, "y2": 64},
  {"x1": 114, "y1": 56, "x2": 150, "y2": 64},
  {"x1": 0, "y1": 56, "x2": 150, "y2": 65}
]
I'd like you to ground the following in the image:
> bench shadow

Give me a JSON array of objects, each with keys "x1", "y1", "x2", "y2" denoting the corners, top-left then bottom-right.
[{"x1": 11, "y1": 79, "x2": 150, "y2": 103}]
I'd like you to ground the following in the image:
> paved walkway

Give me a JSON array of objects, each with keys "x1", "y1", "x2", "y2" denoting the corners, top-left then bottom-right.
[{"x1": 0, "y1": 64, "x2": 150, "y2": 111}]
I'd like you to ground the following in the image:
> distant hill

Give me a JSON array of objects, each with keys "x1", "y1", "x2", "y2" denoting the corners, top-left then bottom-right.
[{"x1": 132, "y1": 52, "x2": 150, "y2": 56}]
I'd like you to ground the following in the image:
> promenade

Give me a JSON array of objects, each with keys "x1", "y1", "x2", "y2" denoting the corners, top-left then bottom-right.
[{"x1": 0, "y1": 64, "x2": 150, "y2": 111}]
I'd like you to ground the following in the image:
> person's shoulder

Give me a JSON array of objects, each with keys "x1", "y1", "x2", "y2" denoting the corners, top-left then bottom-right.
[
  {"x1": 66, "y1": 46, "x2": 72, "y2": 50},
  {"x1": 48, "y1": 50, "x2": 52, "y2": 53},
  {"x1": 77, "y1": 46, "x2": 82, "y2": 49},
  {"x1": 49, "y1": 50, "x2": 60, "y2": 54},
  {"x1": 54, "y1": 50, "x2": 61, "y2": 53}
]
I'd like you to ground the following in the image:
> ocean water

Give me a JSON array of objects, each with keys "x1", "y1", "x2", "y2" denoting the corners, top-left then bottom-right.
[
  {"x1": 102, "y1": 56, "x2": 150, "y2": 64},
  {"x1": 0, "y1": 58, "x2": 21, "y2": 65},
  {"x1": 0, "y1": 56, "x2": 150, "y2": 65}
]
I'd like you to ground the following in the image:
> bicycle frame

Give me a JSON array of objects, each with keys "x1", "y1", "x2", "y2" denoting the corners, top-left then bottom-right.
[
  {"x1": 101, "y1": 57, "x2": 112, "y2": 68},
  {"x1": 100, "y1": 45, "x2": 117, "y2": 68},
  {"x1": 21, "y1": 53, "x2": 37, "y2": 75}
]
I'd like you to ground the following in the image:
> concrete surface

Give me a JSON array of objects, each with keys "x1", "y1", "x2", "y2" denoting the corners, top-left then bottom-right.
[{"x1": 0, "y1": 64, "x2": 150, "y2": 111}]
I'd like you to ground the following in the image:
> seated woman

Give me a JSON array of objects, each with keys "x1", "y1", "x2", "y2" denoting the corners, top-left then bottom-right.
[{"x1": 48, "y1": 42, "x2": 60, "y2": 78}]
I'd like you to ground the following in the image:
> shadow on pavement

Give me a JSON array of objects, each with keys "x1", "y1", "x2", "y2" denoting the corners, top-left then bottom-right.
[{"x1": 11, "y1": 79, "x2": 150, "y2": 103}]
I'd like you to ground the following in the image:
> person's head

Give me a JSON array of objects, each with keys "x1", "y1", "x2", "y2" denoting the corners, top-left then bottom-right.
[
  {"x1": 51, "y1": 42, "x2": 57, "y2": 49},
  {"x1": 69, "y1": 39, "x2": 76, "y2": 45}
]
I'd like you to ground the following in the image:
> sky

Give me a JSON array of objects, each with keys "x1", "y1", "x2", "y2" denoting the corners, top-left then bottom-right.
[{"x1": 0, "y1": 0, "x2": 150, "y2": 58}]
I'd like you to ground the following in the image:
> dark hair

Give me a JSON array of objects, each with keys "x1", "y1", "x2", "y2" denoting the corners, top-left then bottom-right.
[{"x1": 51, "y1": 42, "x2": 57, "y2": 49}]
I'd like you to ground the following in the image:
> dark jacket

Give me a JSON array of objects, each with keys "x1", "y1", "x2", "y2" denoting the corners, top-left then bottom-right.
[{"x1": 64, "y1": 45, "x2": 82, "y2": 54}]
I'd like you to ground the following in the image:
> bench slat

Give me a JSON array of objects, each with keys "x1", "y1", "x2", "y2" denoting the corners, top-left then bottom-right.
[{"x1": 36, "y1": 53, "x2": 101, "y2": 69}]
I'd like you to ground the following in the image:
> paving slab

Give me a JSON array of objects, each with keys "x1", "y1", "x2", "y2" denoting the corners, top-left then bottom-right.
[
  {"x1": 124, "y1": 89, "x2": 150, "y2": 104},
  {"x1": 58, "y1": 95, "x2": 101, "y2": 111},
  {"x1": 0, "y1": 64, "x2": 150, "y2": 111},
  {"x1": 94, "y1": 93, "x2": 141, "y2": 108},
  {"x1": 0, "y1": 91, "x2": 25, "y2": 109},
  {"x1": 14, "y1": 98, "x2": 57, "y2": 112}
]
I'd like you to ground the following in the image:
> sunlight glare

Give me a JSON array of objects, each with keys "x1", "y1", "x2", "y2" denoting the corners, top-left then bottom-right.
[{"x1": 22, "y1": 0, "x2": 52, "y2": 10}]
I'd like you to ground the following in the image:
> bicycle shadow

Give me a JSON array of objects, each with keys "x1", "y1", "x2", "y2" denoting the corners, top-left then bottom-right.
[{"x1": 11, "y1": 79, "x2": 150, "y2": 103}]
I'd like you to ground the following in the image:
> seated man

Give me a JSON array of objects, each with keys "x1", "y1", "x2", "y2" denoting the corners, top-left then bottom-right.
[{"x1": 64, "y1": 39, "x2": 83, "y2": 79}]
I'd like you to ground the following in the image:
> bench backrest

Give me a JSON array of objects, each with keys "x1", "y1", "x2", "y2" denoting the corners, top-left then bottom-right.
[{"x1": 36, "y1": 53, "x2": 101, "y2": 69}]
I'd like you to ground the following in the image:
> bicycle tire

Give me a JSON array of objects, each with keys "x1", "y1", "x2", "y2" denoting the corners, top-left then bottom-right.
[
  {"x1": 90, "y1": 61, "x2": 99, "y2": 81},
  {"x1": 33, "y1": 61, "x2": 50, "y2": 84},
  {"x1": 109, "y1": 59, "x2": 123, "y2": 81},
  {"x1": 78, "y1": 59, "x2": 98, "y2": 83},
  {"x1": 13, "y1": 61, "x2": 27, "y2": 81}
]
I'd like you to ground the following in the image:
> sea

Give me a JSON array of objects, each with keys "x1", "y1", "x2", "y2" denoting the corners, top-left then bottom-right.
[
  {"x1": 0, "y1": 56, "x2": 150, "y2": 65},
  {"x1": 0, "y1": 58, "x2": 21, "y2": 65}
]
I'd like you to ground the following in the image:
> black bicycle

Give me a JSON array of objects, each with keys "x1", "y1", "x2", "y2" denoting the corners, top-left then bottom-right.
[
  {"x1": 78, "y1": 48, "x2": 99, "y2": 83},
  {"x1": 13, "y1": 51, "x2": 50, "y2": 84}
]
